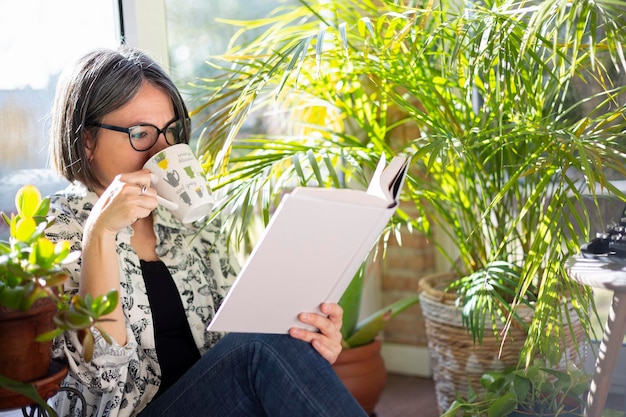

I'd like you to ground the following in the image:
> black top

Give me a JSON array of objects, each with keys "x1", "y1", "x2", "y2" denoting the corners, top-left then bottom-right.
[{"x1": 140, "y1": 260, "x2": 201, "y2": 397}]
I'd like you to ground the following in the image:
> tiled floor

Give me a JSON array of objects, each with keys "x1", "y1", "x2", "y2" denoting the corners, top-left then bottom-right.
[
  {"x1": 374, "y1": 374, "x2": 439, "y2": 417},
  {"x1": 373, "y1": 373, "x2": 626, "y2": 417}
]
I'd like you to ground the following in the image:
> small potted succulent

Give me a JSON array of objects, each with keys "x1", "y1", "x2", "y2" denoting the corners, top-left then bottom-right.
[{"x1": 0, "y1": 184, "x2": 117, "y2": 412}]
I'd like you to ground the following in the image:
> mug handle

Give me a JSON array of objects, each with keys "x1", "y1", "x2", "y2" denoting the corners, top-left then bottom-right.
[
  {"x1": 149, "y1": 173, "x2": 179, "y2": 211},
  {"x1": 156, "y1": 195, "x2": 179, "y2": 211}
]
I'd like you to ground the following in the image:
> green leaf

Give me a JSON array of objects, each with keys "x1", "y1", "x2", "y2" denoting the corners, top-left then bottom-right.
[
  {"x1": 19, "y1": 285, "x2": 49, "y2": 310},
  {"x1": 440, "y1": 400, "x2": 463, "y2": 417},
  {"x1": 15, "y1": 184, "x2": 42, "y2": 218},
  {"x1": 480, "y1": 370, "x2": 506, "y2": 392},
  {"x1": 487, "y1": 392, "x2": 517, "y2": 417},
  {"x1": 32, "y1": 237, "x2": 56, "y2": 268},
  {"x1": 344, "y1": 294, "x2": 419, "y2": 348},
  {"x1": 35, "y1": 327, "x2": 64, "y2": 342},
  {"x1": 53, "y1": 240, "x2": 71, "y2": 262},
  {"x1": 53, "y1": 310, "x2": 92, "y2": 330},
  {"x1": 82, "y1": 329, "x2": 95, "y2": 362},
  {"x1": 0, "y1": 284, "x2": 25, "y2": 310},
  {"x1": 0, "y1": 241, "x2": 10, "y2": 255},
  {"x1": 70, "y1": 293, "x2": 88, "y2": 311},
  {"x1": 1, "y1": 212, "x2": 11, "y2": 227},
  {"x1": 44, "y1": 271, "x2": 70, "y2": 287},
  {"x1": 35, "y1": 197, "x2": 50, "y2": 217},
  {"x1": 93, "y1": 290, "x2": 119, "y2": 317},
  {"x1": 95, "y1": 323, "x2": 113, "y2": 345},
  {"x1": 512, "y1": 373, "x2": 531, "y2": 402},
  {"x1": 15, "y1": 217, "x2": 37, "y2": 242},
  {"x1": 6, "y1": 262, "x2": 30, "y2": 280},
  {"x1": 338, "y1": 265, "x2": 365, "y2": 340}
]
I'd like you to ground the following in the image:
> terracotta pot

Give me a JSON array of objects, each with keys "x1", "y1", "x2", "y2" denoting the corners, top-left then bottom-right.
[
  {"x1": 332, "y1": 339, "x2": 387, "y2": 416},
  {"x1": 0, "y1": 297, "x2": 56, "y2": 382}
]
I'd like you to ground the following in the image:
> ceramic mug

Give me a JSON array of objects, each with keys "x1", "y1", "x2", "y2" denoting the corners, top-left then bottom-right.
[{"x1": 143, "y1": 144, "x2": 214, "y2": 224}]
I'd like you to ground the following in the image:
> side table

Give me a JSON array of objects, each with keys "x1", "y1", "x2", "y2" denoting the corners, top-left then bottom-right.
[
  {"x1": 566, "y1": 256, "x2": 626, "y2": 417},
  {"x1": 0, "y1": 359, "x2": 84, "y2": 417}
]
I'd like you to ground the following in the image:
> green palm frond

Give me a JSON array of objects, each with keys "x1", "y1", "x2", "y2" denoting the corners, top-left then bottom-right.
[{"x1": 192, "y1": 0, "x2": 626, "y2": 363}]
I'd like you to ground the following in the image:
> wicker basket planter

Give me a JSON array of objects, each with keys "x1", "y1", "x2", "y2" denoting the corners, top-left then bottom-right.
[{"x1": 418, "y1": 272, "x2": 585, "y2": 414}]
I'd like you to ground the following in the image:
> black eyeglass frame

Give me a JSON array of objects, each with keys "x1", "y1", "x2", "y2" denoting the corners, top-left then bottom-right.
[{"x1": 89, "y1": 117, "x2": 189, "y2": 152}]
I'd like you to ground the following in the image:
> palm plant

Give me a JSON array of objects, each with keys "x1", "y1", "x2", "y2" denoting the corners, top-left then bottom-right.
[{"x1": 189, "y1": 0, "x2": 626, "y2": 366}]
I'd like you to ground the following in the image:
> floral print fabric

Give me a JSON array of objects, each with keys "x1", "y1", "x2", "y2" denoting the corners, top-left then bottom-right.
[{"x1": 45, "y1": 183, "x2": 237, "y2": 417}]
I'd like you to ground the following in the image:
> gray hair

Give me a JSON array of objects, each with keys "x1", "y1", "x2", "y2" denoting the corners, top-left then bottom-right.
[{"x1": 49, "y1": 46, "x2": 190, "y2": 191}]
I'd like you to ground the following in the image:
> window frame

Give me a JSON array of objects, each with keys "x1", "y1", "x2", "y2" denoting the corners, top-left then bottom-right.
[{"x1": 119, "y1": 0, "x2": 170, "y2": 70}]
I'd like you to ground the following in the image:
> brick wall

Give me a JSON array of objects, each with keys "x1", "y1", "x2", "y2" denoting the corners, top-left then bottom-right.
[{"x1": 381, "y1": 204, "x2": 437, "y2": 346}]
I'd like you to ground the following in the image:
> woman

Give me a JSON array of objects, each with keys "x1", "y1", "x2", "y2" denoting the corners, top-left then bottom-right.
[{"x1": 46, "y1": 46, "x2": 367, "y2": 417}]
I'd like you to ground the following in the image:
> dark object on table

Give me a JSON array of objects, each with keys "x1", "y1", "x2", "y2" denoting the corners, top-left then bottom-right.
[{"x1": 581, "y1": 203, "x2": 626, "y2": 257}]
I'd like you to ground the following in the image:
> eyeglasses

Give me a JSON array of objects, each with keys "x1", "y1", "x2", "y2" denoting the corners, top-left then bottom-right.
[{"x1": 90, "y1": 117, "x2": 189, "y2": 152}]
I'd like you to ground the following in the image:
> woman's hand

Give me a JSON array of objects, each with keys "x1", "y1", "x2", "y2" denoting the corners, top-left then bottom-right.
[
  {"x1": 289, "y1": 302, "x2": 344, "y2": 364},
  {"x1": 86, "y1": 170, "x2": 158, "y2": 235}
]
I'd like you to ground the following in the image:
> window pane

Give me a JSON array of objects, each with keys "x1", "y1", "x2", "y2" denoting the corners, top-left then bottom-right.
[
  {"x1": 165, "y1": 0, "x2": 297, "y2": 105},
  {"x1": 164, "y1": 0, "x2": 299, "y2": 150},
  {"x1": 0, "y1": 0, "x2": 119, "y2": 237}
]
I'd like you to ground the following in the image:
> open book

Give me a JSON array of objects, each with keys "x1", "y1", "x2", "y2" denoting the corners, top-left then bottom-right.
[{"x1": 207, "y1": 155, "x2": 409, "y2": 333}]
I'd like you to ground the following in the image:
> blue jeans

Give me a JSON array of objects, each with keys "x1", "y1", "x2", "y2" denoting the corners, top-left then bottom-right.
[{"x1": 137, "y1": 333, "x2": 368, "y2": 417}]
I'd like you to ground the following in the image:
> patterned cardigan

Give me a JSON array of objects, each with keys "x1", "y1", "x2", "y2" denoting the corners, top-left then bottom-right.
[{"x1": 45, "y1": 183, "x2": 237, "y2": 417}]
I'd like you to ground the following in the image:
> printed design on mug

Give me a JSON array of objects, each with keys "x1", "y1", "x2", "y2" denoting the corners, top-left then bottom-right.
[
  {"x1": 183, "y1": 166, "x2": 195, "y2": 179},
  {"x1": 154, "y1": 150, "x2": 181, "y2": 188},
  {"x1": 183, "y1": 166, "x2": 207, "y2": 198},
  {"x1": 173, "y1": 164, "x2": 208, "y2": 206},
  {"x1": 163, "y1": 170, "x2": 180, "y2": 187},
  {"x1": 180, "y1": 191, "x2": 192, "y2": 206},
  {"x1": 182, "y1": 165, "x2": 209, "y2": 199},
  {"x1": 164, "y1": 172, "x2": 195, "y2": 207},
  {"x1": 145, "y1": 144, "x2": 215, "y2": 223},
  {"x1": 154, "y1": 151, "x2": 169, "y2": 170}
]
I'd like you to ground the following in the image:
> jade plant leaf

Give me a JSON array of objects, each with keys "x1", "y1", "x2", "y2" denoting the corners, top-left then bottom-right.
[
  {"x1": 15, "y1": 217, "x2": 37, "y2": 242},
  {"x1": 15, "y1": 184, "x2": 42, "y2": 218}
]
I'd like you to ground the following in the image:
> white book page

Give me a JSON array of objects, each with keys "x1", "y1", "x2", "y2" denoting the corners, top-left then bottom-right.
[
  {"x1": 367, "y1": 155, "x2": 408, "y2": 203},
  {"x1": 207, "y1": 193, "x2": 394, "y2": 333}
]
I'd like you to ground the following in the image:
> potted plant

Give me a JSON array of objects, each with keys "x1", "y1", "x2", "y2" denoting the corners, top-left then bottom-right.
[
  {"x1": 187, "y1": 0, "x2": 626, "y2": 412},
  {"x1": 441, "y1": 360, "x2": 598, "y2": 417},
  {"x1": 332, "y1": 263, "x2": 419, "y2": 415},
  {"x1": 0, "y1": 184, "x2": 117, "y2": 413}
]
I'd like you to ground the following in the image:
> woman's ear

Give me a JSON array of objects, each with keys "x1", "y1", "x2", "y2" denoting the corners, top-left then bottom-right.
[{"x1": 84, "y1": 128, "x2": 96, "y2": 162}]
